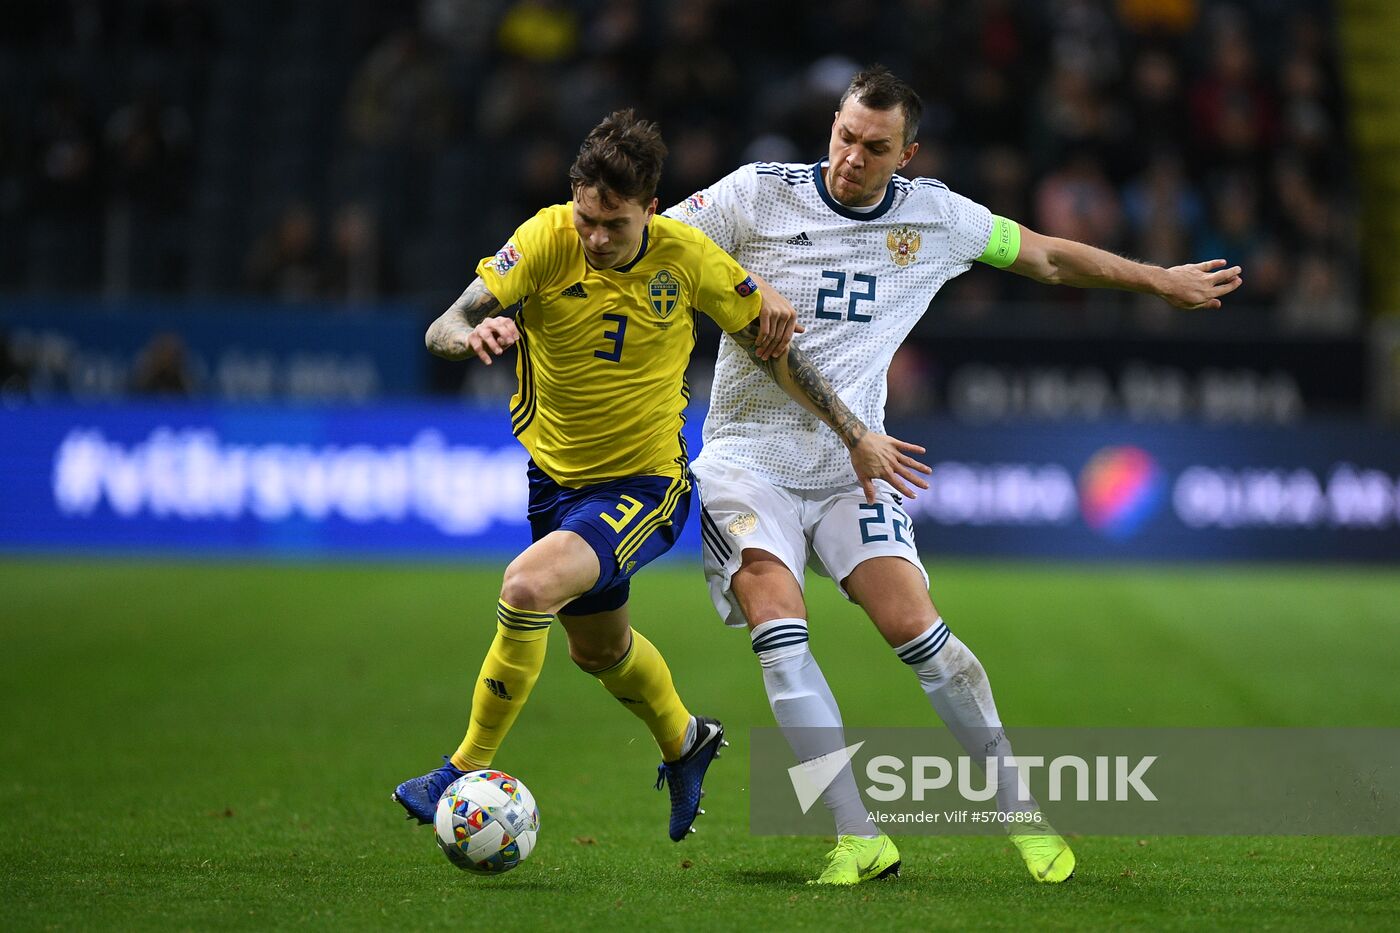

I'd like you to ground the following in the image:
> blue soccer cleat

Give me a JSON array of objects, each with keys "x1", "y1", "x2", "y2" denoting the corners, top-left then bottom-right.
[
  {"x1": 392, "y1": 756, "x2": 466, "y2": 825},
  {"x1": 654, "y1": 716, "x2": 726, "y2": 841}
]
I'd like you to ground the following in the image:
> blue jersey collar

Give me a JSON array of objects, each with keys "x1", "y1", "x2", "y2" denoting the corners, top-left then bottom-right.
[
  {"x1": 813, "y1": 160, "x2": 896, "y2": 221},
  {"x1": 612, "y1": 224, "x2": 650, "y2": 273}
]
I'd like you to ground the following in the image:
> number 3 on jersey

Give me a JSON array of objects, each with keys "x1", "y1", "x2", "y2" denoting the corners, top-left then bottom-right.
[
  {"x1": 815, "y1": 271, "x2": 876, "y2": 322},
  {"x1": 600, "y1": 494, "x2": 644, "y2": 533},
  {"x1": 595, "y1": 313, "x2": 628, "y2": 362}
]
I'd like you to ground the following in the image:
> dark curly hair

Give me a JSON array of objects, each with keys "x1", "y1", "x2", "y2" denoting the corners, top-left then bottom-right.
[{"x1": 568, "y1": 109, "x2": 668, "y2": 208}]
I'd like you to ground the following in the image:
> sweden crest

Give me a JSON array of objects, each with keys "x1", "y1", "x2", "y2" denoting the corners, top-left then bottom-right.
[{"x1": 648, "y1": 270, "x2": 679, "y2": 318}]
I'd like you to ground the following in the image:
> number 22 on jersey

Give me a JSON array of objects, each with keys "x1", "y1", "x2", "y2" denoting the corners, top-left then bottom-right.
[
  {"x1": 815, "y1": 271, "x2": 876, "y2": 323},
  {"x1": 858, "y1": 502, "x2": 913, "y2": 545}
]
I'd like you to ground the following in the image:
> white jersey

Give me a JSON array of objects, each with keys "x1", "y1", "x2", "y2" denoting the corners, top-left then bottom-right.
[{"x1": 665, "y1": 160, "x2": 996, "y2": 489}]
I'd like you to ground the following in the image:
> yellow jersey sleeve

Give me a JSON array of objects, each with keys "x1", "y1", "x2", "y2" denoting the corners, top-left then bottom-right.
[
  {"x1": 474, "y1": 206, "x2": 566, "y2": 308},
  {"x1": 692, "y1": 238, "x2": 762, "y2": 334}
]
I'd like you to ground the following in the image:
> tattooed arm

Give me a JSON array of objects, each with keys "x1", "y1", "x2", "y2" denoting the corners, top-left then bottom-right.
[
  {"x1": 425, "y1": 277, "x2": 518, "y2": 365},
  {"x1": 728, "y1": 318, "x2": 865, "y2": 448},
  {"x1": 726, "y1": 318, "x2": 931, "y2": 502}
]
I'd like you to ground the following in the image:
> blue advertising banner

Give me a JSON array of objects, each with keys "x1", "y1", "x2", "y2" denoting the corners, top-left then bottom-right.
[
  {"x1": 2, "y1": 403, "x2": 1399, "y2": 562},
  {"x1": 0, "y1": 401, "x2": 583, "y2": 557},
  {"x1": 887, "y1": 417, "x2": 1400, "y2": 562},
  {"x1": 1, "y1": 298, "x2": 426, "y2": 401}
]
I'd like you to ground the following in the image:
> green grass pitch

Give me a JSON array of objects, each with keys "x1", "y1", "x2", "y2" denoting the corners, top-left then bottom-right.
[{"x1": 2, "y1": 558, "x2": 1398, "y2": 930}]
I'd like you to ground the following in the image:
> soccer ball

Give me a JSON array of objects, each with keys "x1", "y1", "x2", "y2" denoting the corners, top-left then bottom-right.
[{"x1": 433, "y1": 770, "x2": 540, "y2": 874}]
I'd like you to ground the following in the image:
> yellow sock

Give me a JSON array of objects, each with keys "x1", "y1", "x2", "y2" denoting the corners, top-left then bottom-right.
[
  {"x1": 451, "y1": 600, "x2": 552, "y2": 770},
  {"x1": 590, "y1": 629, "x2": 692, "y2": 761}
]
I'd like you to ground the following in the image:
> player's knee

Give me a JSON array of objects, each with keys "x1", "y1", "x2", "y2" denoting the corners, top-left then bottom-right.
[
  {"x1": 736, "y1": 589, "x2": 805, "y2": 625},
  {"x1": 732, "y1": 561, "x2": 804, "y2": 625},
  {"x1": 875, "y1": 606, "x2": 941, "y2": 650},
  {"x1": 499, "y1": 563, "x2": 554, "y2": 613}
]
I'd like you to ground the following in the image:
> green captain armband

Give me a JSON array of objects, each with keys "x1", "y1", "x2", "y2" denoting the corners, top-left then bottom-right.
[{"x1": 977, "y1": 215, "x2": 1021, "y2": 268}]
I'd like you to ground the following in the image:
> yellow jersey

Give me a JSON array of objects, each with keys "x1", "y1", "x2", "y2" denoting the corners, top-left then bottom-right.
[{"x1": 476, "y1": 204, "x2": 761, "y2": 487}]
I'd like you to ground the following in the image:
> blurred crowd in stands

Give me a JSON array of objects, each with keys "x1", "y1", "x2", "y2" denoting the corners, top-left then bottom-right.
[{"x1": 0, "y1": 0, "x2": 1359, "y2": 334}]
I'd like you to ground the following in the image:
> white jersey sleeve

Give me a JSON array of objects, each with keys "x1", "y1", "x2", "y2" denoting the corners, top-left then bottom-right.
[
  {"x1": 662, "y1": 164, "x2": 756, "y2": 254},
  {"x1": 944, "y1": 189, "x2": 996, "y2": 265},
  {"x1": 673, "y1": 161, "x2": 997, "y2": 490}
]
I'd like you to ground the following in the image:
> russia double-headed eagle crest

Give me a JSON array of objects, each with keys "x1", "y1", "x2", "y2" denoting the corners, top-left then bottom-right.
[
  {"x1": 886, "y1": 226, "x2": 921, "y2": 267},
  {"x1": 727, "y1": 512, "x2": 758, "y2": 536}
]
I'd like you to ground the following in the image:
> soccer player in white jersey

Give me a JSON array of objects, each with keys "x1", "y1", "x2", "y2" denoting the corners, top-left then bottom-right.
[{"x1": 667, "y1": 66, "x2": 1243, "y2": 886}]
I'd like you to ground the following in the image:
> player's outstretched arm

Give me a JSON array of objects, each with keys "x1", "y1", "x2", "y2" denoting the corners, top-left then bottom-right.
[
  {"x1": 727, "y1": 319, "x2": 931, "y2": 503},
  {"x1": 1009, "y1": 225, "x2": 1244, "y2": 310},
  {"x1": 425, "y1": 277, "x2": 519, "y2": 364}
]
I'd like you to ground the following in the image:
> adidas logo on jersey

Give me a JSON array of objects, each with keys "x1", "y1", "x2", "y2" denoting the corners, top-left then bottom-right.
[
  {"x1": 560, "y1": 282, "x2": 588, "y2": 298},
  {"x1": 785, "y1": 232, "x2": 813, "y2": 246},
  {"x1": 483, "y1": 677, "x2": 513, "y2": 700}
]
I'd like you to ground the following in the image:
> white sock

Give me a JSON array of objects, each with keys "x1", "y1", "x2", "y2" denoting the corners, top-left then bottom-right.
[
  {"x1": 897, "y1": 618, "x2": 1037, "y2": 815},
  {"x1": 751, "y1": 618, "x2": 877, "y2": 837},
  {"x1": 678, "y1": 716, "x2": 697, "y2": 757}
]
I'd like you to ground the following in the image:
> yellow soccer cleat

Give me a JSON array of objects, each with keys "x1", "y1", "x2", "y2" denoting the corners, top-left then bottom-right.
[
  {"x1": 807, "y1": 833, "x2": 902, "y2": 886},
  {"x1": 1010, "y1": 820, "x2": 1076, "y2": 883}
]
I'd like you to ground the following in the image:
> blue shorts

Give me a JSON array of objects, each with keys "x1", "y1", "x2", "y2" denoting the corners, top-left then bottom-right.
[{"x1": 526, "y1": 461, "x2": 693, "y2": 616}]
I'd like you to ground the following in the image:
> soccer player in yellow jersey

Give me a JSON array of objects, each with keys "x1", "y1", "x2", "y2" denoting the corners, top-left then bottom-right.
[{"x1": 392, "y1": 110, "x2": 931, "y2": 841}]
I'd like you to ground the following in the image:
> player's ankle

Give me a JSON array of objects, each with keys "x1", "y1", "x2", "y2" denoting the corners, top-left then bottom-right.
[{"x1": 674, "y1": 715, "x2": 698, "y2": 759}]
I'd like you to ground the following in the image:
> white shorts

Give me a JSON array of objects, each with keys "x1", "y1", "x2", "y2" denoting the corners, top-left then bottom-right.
[{"x1": 692, "y1": 456, "x2": 929, "y2": 627}]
